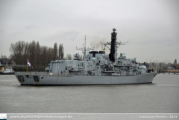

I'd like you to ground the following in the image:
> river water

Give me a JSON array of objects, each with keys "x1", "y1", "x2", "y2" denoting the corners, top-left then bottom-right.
[{"x1": 0, "y1": 74, "x2": 179, "y2": 113}]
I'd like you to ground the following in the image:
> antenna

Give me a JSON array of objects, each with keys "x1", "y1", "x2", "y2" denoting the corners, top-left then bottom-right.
[
  {"x1": 76, "y1": 35, "x2": 95, "y2": 60},
  {"x1": 84, "y1": 35, "x2": 86, "y2": 47}
]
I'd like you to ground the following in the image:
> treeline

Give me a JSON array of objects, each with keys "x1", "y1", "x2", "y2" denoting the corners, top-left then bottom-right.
[{"x1": 9, "y1": 41, "x2": 64, "y2": 68}]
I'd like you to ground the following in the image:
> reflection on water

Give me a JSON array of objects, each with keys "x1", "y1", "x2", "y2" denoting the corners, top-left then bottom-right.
[{"x1": 0, "y1": 74, "x2": 179, "y2": 113}]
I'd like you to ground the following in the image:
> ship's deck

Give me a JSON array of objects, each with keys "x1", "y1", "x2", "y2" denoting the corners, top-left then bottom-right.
[{"x1": 15, "y1": 72, "x2": 156, "y2": 77}]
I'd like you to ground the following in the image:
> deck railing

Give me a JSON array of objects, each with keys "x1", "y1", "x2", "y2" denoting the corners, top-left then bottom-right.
[{"x1": 15, "y1": 72, "x2": 72, "y2": 77}]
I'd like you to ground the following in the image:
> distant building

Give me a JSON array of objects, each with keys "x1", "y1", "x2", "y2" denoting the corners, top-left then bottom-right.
[
  {"x1": 173, "y1": 59, "x2": 179, "y2": 69},
  {"x1": 0, "y1": 58, "x2": 12, "y2": 66},
  {"x1": 174, "y1": 59, "x2": 177, "y2": 64},
  {"x1": 167, "y1": 67, "x2": 174, "y2": 69}
]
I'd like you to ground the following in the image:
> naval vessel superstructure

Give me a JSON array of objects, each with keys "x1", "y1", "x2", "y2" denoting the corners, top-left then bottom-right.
[{"x1": 15, "y1": 28, "x2": 157, "y2": 85}]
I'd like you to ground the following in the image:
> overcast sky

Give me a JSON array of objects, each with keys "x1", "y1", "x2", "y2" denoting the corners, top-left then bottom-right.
[{"x1": 0, "y1": 0, "x2": 179, "y2": 63}]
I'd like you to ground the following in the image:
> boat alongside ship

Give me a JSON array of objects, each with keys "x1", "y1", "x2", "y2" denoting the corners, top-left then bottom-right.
[
  {"x1": 0, "y1": 67, "x2": 14, "y2": 75},
  {"x1": 15, "y1": 28, "x2": 157, "y2": 85}
]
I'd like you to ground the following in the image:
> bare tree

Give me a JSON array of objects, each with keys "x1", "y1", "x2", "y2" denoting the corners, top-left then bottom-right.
[
  {"x1": 53, "y1": 42, "x2": 57, "y2": 60},
  {"x1": 9, "y1": 40, "x2": 64, "y2": 69},
  {"x1": 9, "y1": 41, "x2": 25, "y2": 64},
  {"x1": 0, "y1": 55, "x2": 7, "y2": 59},
  {"x1": 34, "y1": 41, "x2": 40, "y2": 68},
  {"x1": 59, "y1": 44, "x2": 64, "y2": 59},
  {"x1": 61, "y1": 44, "x2": 64, "y2": 59},
  {"x1": 40, "y1": 46, "x2": 47, "y2": 68},
  {"x1": 28, "y1": 41, "x2": 36, "y2": 66},
  {"x1": 65, "y1": 54, "x2": 72, "y2": 60},
  {"x1": 22, "y1": 42, "x2": 29, "y2": 65},
  {"x1": 47, "y1": 47, "x2": 54, "y2": 63}
]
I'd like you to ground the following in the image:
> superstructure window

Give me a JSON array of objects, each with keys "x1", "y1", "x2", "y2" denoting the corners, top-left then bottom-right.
[{"x1": 33, "y1": 76, "x2": 39, "y2": 82}]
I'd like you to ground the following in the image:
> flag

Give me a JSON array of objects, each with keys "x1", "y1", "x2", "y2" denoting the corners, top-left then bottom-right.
[{"x1": 27, "y1": 59, "x2": 31, "y2": 66}]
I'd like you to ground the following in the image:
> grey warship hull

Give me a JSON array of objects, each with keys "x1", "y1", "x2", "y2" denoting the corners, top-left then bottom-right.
[
  {"x1": 15, "y1": 72, "x2": 156, "y2": 85},
  {"x1": 14, "y1": 28, "x2": 157, "y2": 85}
]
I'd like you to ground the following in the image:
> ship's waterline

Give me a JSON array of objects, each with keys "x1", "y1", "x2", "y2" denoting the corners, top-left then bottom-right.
[{"x1": 15, "y1": 72, "x2": 156, "y2": 85}]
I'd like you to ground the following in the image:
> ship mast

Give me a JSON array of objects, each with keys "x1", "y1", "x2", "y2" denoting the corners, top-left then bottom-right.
[
  {"x1": 76, "y1": 35, "x2": 95, "y2": 61},
  {"x1": 101, "y1": 28, "x2": 127, "y2": 62}
]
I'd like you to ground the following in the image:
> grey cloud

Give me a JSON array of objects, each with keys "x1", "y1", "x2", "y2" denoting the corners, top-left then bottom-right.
[
  {"x1": 45, "y1": 31, "x2": 80, "y2": 42},
  {"x1": 0, "y1": 0, "x2": 179, "y2": 62},
  {"x1": 25, "y1": 24, "x2": 36, "y2": 29}
]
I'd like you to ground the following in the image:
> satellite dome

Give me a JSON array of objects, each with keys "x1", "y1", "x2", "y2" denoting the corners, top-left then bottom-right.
[{"x1": 113, "y1": 28, "x2": 116, "y2": 31}]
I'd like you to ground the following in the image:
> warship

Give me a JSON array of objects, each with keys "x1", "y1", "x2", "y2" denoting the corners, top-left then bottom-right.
[{"x1": 15, "y1": 28, "x2": 157, "y2": 85}]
